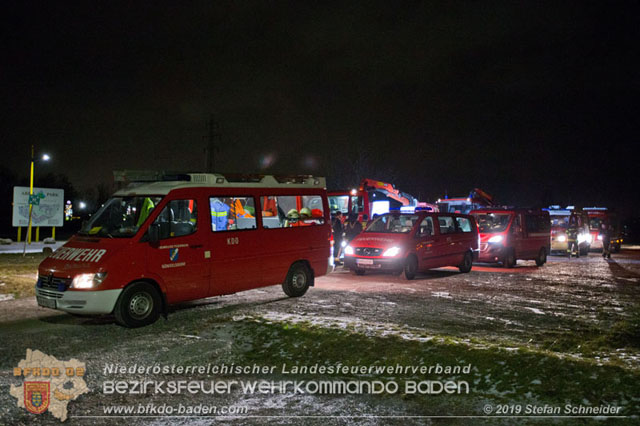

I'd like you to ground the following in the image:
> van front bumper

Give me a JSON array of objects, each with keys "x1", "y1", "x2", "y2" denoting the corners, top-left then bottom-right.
[
  {"x1": 344, "y1": 256, "x2": 403, "y2": 272},
  {"x1": 477, "y1": 243, "x2": 506, "y2": 263},
  {"x1": 35, "y1": 287, "x2": 122, "y2": 315}
]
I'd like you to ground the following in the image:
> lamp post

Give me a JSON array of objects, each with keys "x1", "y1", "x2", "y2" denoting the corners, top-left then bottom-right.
[{"x1": 22, "y1": 145, "x2": 50, "y2": 256}]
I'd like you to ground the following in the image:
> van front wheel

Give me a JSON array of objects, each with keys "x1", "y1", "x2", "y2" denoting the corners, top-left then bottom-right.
[
  {"x1": 503, "y1": 250, "x2": 516, "y2": 268},
  {"x1": 114, "y1": 282, "x2": 161, "y2": 328},
  {"x1": 283, "y1": 263, "x2": 311, "y2": 297},
  {"x1": 403, "y1": 255, "x2": 418, "y2": 280}
]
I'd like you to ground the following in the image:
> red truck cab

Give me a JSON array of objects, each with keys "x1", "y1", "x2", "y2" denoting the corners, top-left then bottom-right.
[
  {"x1": 343, "y1": 211, "x2": 479, "y2": 279},
  {"x1": 328, "y1": 179, "x2": 419, "y2": 225},
  {"x1": 470, "y1": 208, "x2": 550, "y2": 268}
]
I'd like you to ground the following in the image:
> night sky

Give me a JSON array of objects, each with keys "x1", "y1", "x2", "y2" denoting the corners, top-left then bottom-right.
[{"x1": 2, "y1": 2, "x2": 638, "y2": 215}]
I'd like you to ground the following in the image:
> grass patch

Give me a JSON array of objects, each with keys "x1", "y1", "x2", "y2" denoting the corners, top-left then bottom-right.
[
  {"x1": 0, "y1": 253, "x2": 46, "y2": 298},
  {"x1": 3, "y1": 306, "x2": 637, "y2": 420}
]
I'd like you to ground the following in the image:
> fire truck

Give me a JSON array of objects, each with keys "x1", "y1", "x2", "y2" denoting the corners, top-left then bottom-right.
[
  {"x1": 328, "y1": 179, "x2": 430, "y2": 223},
  {"x1": 584, "y1": 207, "x2": 623, "y2": 252},
  {"x1": 436, "y1": 188, "x2": 494, "y2": 214},
  {"x1": 545, "y1": 206, "x2": 592, "y2": 256}
]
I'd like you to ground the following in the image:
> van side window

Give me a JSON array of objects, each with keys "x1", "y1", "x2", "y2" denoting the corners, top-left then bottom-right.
[
  {"x1": 525, "y1": 214, "x2": 550, "y2": 233},
  {"x1": 153, "y1": 199, "x2": 197, "y2": 239},
  {"x1": 418, "y1": 217, "x2": 434, "y2": 236},
  {"x1": 260, "y1": 195, "x2": 325, "y2": 228},
  {"x1": 455, "y1": 216, "x2": 473, "y2": 232},
  {"x1": 209, "y1": 197, "x2": 256, "y2": 232},
  {"x1": 438, "y1": 216, "x2": 456, "y2": 234}
]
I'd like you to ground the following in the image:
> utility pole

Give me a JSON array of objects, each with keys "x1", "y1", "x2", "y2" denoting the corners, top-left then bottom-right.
[{"x1": 204, "y1": 116, "x2": 220, "y2": 173}]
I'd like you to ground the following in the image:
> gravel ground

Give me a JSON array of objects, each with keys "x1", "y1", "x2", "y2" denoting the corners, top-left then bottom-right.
[{"x1": 1, "y1": 249, "x2": 639, "y2": 425}]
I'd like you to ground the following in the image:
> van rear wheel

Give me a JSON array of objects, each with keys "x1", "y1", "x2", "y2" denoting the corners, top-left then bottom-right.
[
  {"x1": 114, "y1": 282, "x2": 161, "y2": 328},
  {"x1": 535, "y1": 248, "x2": 547, "y2": 267},
  {"x1": 459, "y1": 251, "x2": 473, "y2": 273},
  {"x1": 283, "y1": 263, "x2": 311, "y2": 297}
]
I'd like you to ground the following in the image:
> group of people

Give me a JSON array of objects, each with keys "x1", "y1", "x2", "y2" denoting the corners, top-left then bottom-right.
[
  {"x1": 331, "y1": 211, "x2": 363, "y2": 265},
  {"x1": 566, "y1": 221, "x2": 614, "y2": 259}
]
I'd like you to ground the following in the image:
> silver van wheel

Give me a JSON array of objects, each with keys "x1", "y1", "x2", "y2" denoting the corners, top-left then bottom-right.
[
  {"x1": 114, "y1": 282, "x2": 161, "y2": 328},
  {"x1": 129, "y1": 292, "x2": 153, "y2": 320}
]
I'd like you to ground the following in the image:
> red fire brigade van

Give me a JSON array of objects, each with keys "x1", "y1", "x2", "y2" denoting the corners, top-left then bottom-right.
[
  {"x1": 546, "y1": 206, "x2": 592, "y2": 256},
  {"x1": 343, "y1": 211, "x2": 479, "y2": 279},
  {"x1": 35, "y1": 174, "x2": 332, "y2": 327},
  {"x1": 470, "y1": 208, "x2": 550, "y2": 268},
  {"x1": 584, "y1": 207, "x2": 623, "y2": 252}
]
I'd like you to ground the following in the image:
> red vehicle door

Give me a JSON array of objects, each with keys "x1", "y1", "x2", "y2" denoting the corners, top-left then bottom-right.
[
  {"x1": 207, "y1": 195, "x2": 263, "y2": 295},
  {"x1": 146, "y1": 198, "x2": 210, "y2": 304},
  {"x1": 435, "y1": 214, "x2": 460, "y2": 264},
  {"x1": 415, "y1": 215, "x2": 449, "y2": 269},
  {"x1": 508, "y1": 213, "x2": 525, "y2": 257}
]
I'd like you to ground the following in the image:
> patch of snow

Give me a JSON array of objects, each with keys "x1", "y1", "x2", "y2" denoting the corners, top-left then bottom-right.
[
  {"x1": 524, "y1": 307, "x2": 545, "y2": 315},
  {"x1": 431, "y1": 291, "x2": 452, "y2": 299}
]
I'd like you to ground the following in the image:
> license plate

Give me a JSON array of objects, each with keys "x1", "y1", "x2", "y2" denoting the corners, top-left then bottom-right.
[
  {"x1": 356, "y1": 258, "x2": 374, "y2": 265},
  {"x1": 37, "y1": 296, "x2": 56, "y2": 309}
]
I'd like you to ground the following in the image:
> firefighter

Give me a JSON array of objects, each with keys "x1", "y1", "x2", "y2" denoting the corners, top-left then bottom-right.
[
  {"x1": 344, "y1": 213, "x2": 361, "y2": 245},
  {"x1": 332, "y1": 211, "x2": 344, "y2": 264},
  {"x1": 601, "y1": 222, "x2": 612, "y2": 258},
  {"x1": 284, "y1": 209, "x2": 299, "y2": 227},
  {"x1": 136, "y1": 197, "x2": 156, "y2": 227},
  {"x1": 566, "y1": 220, "x2": 580, "y2": 258},
  {"x1": 299, "y1": 207, "x2": 312, "y2": 219}
]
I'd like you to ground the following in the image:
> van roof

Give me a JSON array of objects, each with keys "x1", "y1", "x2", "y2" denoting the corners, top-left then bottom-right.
[
  {"x1": 113, "y1": 173, "x2": 326, "y2": 196},
  {"x1": 469, "y1": 208, "x2": 548, "y2": 214}
]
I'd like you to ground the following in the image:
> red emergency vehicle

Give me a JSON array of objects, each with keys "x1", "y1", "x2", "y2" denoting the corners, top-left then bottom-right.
[
  {"x1": 35, "y1": 174, "x2": 332, "y2": 327},
  {"x1": 436, "y1": 188, "x2": 494, "y2": 214},
  {"x1": 470, "y1": 208, "x2": 550, "y2": 267},
  {"x1": 343, "y1": 211, "x2": 479, "y2": 279},
  {"x1": 584, "y1": 207, "x2": 623, "y2": 252},
  {"x1": 328, "y1": 179, "x2": 423, "y2": 224},
  {"x1": 546, "y1": 206, "x2": 592, "y2": 256}
]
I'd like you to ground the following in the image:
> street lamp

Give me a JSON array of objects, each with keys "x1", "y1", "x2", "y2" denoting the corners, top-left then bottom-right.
[{"x1": 23, "y1": 145, "x2": 50, "y2": 255}]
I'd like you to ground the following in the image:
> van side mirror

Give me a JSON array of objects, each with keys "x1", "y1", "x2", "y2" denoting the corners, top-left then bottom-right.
[{"x1": 148, "y1": 224, "x2": 160, "y2": 243}]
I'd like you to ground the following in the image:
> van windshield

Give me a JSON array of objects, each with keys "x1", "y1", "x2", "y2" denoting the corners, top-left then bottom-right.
[
  {"x1": 365, "y1": 214, "x2": 419, "y2": 233},
  {"x1": 79, "y1": 196, "x2": 163, "y2": 238},
  {"x1": 550, "y1": 216, "x2": 570, "y2": 228},
  {"x1": 473, "y1": 212, "x2": 512, "y2": 233},
  {"x1": 589, "y1": 217, "x2": 603, "y2": 230}
]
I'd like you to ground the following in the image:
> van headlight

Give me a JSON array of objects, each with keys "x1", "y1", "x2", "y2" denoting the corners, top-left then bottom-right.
[
  {"x1": 70, "y1": 272, "x2": 107, "y2": 289},
  {"x1": 382, "y1": 247, "x2": 401, "y2": 257},
  {"x1": 557, "y1": 235, "x2": 567, "y2": 242},
  {"x1": 344, "y1": 245, "x2": 354, "y2": 255},
  {"x1": 597, "y1": 235, "x2": 603, "y2": 241},
  {"x1": 488, "y1": 235, "x2": 504, "y2": 244},
  {"x1": 577, "y1": 233, "x2": 590, "y2": 244}
]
